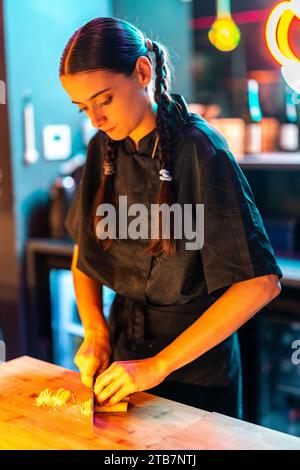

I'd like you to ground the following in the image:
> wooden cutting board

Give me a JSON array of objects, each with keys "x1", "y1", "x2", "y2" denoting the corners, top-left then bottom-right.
[{"x1": 0, "y1": 356, "x2": 299, "y2": 450}]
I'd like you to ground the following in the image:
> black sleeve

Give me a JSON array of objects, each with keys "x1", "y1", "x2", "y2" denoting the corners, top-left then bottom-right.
[
  {"x1": 199, "y1": 148, "x2": 283, "y2": 296},
  {"x1": 64, "y1": 132, "x2": 103, "y2": 244}
]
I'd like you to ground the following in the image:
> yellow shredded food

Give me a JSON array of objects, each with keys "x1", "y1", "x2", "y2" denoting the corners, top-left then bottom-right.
[
  {"x1": 35, "y1": 388, "x2": 72, "y2": 409},
  {"x1": 35, "y1": 388, "x2": 129, "y2": 415},
  {"x1": 80, "y1": 398, "x2": 92, "y2": 416}
]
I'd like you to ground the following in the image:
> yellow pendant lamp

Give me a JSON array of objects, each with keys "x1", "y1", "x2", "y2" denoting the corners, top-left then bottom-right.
[{"x1": 208, "y1": 0, "x2": 241, "y2": 52}]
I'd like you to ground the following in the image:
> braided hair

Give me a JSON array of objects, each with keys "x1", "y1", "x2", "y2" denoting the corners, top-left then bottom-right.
[{"x1": 59, "y1": 17, "x2": 191, "y2": 256}]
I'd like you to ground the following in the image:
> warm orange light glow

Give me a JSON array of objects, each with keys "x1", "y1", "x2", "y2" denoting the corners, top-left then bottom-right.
[
  {"x1": 277, "y1": 9, "x2": 299, "y2": 62},
  {"x1": 265, "y1": 0, "x2": 300, "y2": 93}
]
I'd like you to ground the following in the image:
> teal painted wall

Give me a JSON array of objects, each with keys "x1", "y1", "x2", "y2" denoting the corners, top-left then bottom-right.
[
  {"x1": 113, "y1": 0, "x2": 193, "y2": 101},
  {"x1": 3, "y1": 0, "x2": 112, "y2": 256}
]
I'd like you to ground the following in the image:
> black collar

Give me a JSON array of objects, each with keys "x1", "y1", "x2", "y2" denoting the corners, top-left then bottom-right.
[
  {"x1": 122, "y1": 127, "x2": 158, "y2": 156},
  {"x1": 121, "y1": 94, "x2": 191, "y2": 158}
]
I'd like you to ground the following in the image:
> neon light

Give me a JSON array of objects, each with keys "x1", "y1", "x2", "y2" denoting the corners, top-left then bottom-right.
[
  {"x1": 265, "y1": 0, "x2": 300, "y2": 93},
  {"x1": 277, "y1": 10, "x2": 299, "y2": 62},
  {"x1": 208, "y1": 0, "x2": 241, "y2": 52},
  {"x1": 265, "y1": 1, "x2": 300, "y2": 66},
  {"x1": 191, "y1": 9, "x2": 271, "y2": 30},
  {"x1": 281, "y1": 61, "x2": 300, "y2": 93}
]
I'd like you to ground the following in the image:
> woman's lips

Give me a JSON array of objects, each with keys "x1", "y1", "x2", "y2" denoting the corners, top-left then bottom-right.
[{"x1": 105, "y1": 126, "x2": 116, "y2": 133}]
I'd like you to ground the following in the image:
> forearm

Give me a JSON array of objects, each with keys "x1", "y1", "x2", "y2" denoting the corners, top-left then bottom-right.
[
  {"x1": 155, "y1": 275, "x2": 281, "y2": 377},
  {"x1": 71, "y1": 245, "x2": 109, "y2": 337},
  {"x1": 72, "y1": 269, "x2": 108, "y2": 337}
]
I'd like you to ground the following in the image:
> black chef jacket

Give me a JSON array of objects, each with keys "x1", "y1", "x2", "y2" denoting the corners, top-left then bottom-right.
[{"x1": 65, "y1": 93, "x2": 283, "y2": 387}]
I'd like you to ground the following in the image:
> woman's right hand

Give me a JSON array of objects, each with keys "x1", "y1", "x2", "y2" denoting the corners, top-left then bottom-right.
[{"x1": 74, "y1": 331, "x2": 112, "y2": 388}]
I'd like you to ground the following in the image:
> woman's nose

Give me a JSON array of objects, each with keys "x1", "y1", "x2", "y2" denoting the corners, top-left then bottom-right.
[{"x1": 89, "y1": 107, "x2": 107, "y2": 129}]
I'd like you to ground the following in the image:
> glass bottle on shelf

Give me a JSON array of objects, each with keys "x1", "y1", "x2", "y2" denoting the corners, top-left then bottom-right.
[
  {"x1": 244, "y1": 79, "x2": 263, "y2": 155},
  {"x1": 279, "y1": 86, "x2": 299, "y2": 152}
]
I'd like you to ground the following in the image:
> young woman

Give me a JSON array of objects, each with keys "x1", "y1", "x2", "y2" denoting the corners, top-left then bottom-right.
[{"x1": 59, "y1": 17, "x2": 282, "y2": 419}]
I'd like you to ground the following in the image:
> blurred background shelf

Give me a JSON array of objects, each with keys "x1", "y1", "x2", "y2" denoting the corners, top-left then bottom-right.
[{"x1": 239, "y1": 153, "x2": 300, "y2": 170}]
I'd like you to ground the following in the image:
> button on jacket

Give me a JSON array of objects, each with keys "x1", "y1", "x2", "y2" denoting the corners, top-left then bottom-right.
[{"x1": 65, "y1": 93, "x2": 282, "y2": 386}]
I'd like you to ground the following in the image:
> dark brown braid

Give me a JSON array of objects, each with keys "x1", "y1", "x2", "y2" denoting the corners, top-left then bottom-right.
[
  {"x1": 144, "y1": 40, "x2": 190, "y2": 257},
  {"x1": 88, "y1": 135, "x2": 118, "y2": 249}
]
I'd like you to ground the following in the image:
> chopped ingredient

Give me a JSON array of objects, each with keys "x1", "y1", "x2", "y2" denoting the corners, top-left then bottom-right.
[
  {"x1": 95, "y1": 400, "x2": 129, "y2": 413},
  {"x1": 34, "y1": 388, "x2": 129, "y2": 415},
  {"x1": 79, "y1": 397, "x2": 129, "y2": 415},
  {"x1": 35, "y1": 388, "x2": 72, "y2": 409},
  {"x1": 80, "y1": 398, "x2": 92, "y2": 416}
]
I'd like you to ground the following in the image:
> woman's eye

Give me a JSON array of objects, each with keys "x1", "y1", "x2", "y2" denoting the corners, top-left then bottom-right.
[
  {"x1": 96, "y1": 96, "x2": 113, "y2": 106},
  {"x1": 77, "y1": 97, "x2": 112, "y2": 114}
]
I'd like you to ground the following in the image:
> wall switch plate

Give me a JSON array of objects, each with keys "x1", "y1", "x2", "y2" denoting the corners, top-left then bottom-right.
[
  {"x1": 43, "y1": 125, "x2": 71, "y2": 161},
  {"x1": 23, "y1": 99, "x2": 39, "y2": 165}
]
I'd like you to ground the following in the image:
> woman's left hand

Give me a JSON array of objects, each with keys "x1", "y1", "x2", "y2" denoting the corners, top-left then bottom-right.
[{"x1": 93, "y1": 357, "x2": 167, "y2": 406}]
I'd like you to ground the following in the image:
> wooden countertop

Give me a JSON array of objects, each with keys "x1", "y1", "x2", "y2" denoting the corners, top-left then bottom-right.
[{"x1": 0, "y1": 356, "x2": 299, "y2": 450}]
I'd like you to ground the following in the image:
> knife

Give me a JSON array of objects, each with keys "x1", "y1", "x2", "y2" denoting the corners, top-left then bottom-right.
[{"x1": 91, "y1": 375, "x2": 96, "y2": 428}]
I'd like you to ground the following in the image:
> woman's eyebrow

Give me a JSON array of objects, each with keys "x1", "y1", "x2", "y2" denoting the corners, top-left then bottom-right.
[{"x1": 71, "y1": 87, "x2": 112, "y2": 104}]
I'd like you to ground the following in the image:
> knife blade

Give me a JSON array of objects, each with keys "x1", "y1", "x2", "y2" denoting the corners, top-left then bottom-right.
[{"x1": 91, "y1": 375, "x2": 96, "y2": 428}]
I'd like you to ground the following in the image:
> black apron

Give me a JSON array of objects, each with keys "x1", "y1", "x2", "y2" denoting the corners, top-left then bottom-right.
[{"x1": 107, "y1": 293, "x2": 243, "y2": 418}]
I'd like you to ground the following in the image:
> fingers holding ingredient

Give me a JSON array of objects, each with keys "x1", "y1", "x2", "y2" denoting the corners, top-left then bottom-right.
[{"x1": 74, "y1": 333, "x2": 112, "y2": 387}]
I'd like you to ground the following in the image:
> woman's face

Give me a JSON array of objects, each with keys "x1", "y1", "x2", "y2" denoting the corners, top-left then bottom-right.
[{"x1": 60, "y1": 57, "x2": 154, "y2": 141}]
